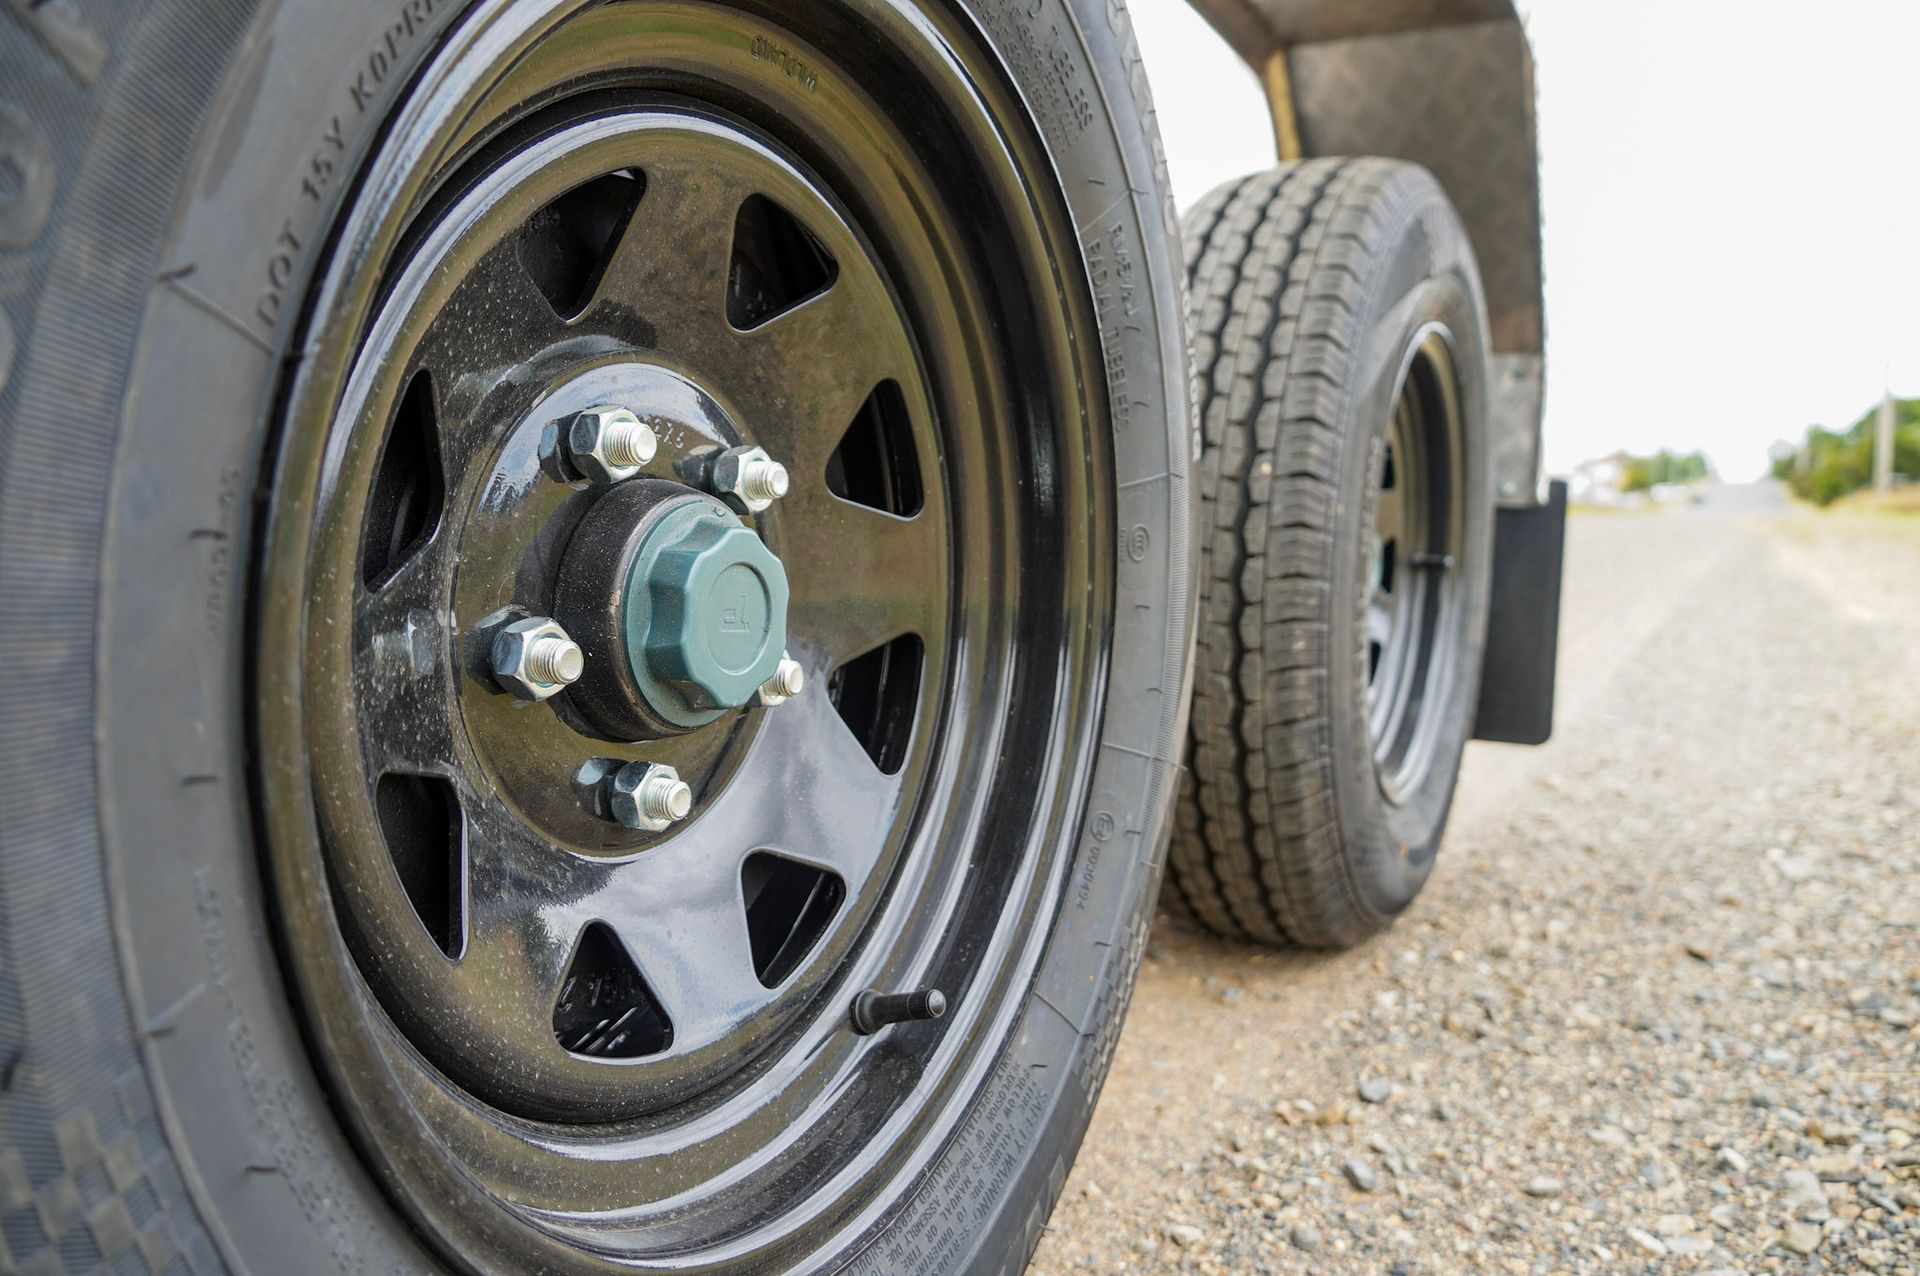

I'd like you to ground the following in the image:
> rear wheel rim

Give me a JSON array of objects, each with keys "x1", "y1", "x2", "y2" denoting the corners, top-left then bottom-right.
[
  {"x1": 252, "y1": 0, "x2": 1112, "y2": 1265},
  {"x1": 1365, "y1": 325, "x2": 1466, "y2": 803}
]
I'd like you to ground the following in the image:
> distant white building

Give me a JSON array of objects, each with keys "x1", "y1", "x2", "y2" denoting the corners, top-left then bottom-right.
[{"x1": 1564, "y1": 450, "x2": 1634, "y2": 507}]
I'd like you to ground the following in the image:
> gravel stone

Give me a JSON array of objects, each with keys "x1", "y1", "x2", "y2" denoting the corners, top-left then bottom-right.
[
  {"x1": 1029, "y1": 509, "x2": 1920, "y2": 1276},
  {"x1": 1357, "y1": 1075, "x2": 1392, "y2": 1105},
  {"x1": 1783, "y1": 1169, "x2": 1832, "y2": 1219},
  {"x1": 1343, "y1": 1157, "x2": 1380, "y2": 1193},
  {"x1": 1783, "y1": 1222, "x2": 1824, "y2": 1254}
]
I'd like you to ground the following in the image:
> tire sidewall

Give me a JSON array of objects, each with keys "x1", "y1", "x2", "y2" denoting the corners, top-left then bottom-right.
[
  {"x1": 4, "y1": 1, "x2": 1191, "y2": 1273},
  {"x1": 1329, "y1": 179, "x2": 1494, "y2": 924},
  {"x1": 17, "y1": 1, "x2": 468, "y2": 1271},
  {"x1": 843, "y1": 1, "x2": 1193, "y2": 1267}
]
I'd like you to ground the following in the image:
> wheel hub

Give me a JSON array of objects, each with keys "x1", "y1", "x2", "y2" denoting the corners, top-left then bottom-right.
[
  {"x1": 623, "y1": 497, "x2": 789, "y2": 720},
  {"x1": 557, "y1": 470, "x2": 791, "y2": 739}
]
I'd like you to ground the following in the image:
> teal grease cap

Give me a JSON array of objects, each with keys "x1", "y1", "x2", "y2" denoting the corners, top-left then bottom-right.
[{"x1": 622, "y1": 501, "x2": 788, "y2": 727}]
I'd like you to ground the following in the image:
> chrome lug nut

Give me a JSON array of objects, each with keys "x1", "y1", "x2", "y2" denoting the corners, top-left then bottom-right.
[
  {"x1": 565, "y1": 405, "x2": 657, "y2": 484},
  {"x1": 711, "y1": 445, "x2": 790, "y2": 514},
  {"x1": 757, "y1": 652, "x2": 805, "y2": 707},
  {"x1": 491, "y1": 617, "x2": 584, "y2": 701},
  {"x1": 608, "y1": 761, "x2": 693, "y2": 833}
]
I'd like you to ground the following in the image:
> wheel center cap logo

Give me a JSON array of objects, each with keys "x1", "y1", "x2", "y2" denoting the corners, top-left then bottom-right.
[{"x1": 705, "y1": 563, "x2": 771, "y2": 672}]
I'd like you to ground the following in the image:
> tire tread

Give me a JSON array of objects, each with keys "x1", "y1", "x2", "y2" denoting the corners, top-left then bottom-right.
[{"x1": 1168, "y1": 158, "x2": 1459, "y2": 949}]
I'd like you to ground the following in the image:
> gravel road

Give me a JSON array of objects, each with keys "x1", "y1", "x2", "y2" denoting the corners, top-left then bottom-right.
[{"x1": 1032, "y1": 493, "x2": 1920, "y2": 1274}]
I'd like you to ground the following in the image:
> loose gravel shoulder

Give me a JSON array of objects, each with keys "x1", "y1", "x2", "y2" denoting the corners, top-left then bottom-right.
[{"x1": 1033, "y1": 498, "x2": 1920, "y2": 1274}]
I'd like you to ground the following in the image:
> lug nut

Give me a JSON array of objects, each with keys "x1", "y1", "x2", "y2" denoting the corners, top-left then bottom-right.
[
  {"x1": 565, "y1": 406, "x2": 658, "y2": 484},
  {"x1": 491, "y1": 617, "x2": 583, "y2": 701},
  {"x1": 711, "y1": 445, "x2": 790, "y2": 514},
  {"x1": 757, "y1": 652, "x2": 804, "y2": 707},
  {"x1": 608, "y1": 761, "x2": 692, "y2": 833}
]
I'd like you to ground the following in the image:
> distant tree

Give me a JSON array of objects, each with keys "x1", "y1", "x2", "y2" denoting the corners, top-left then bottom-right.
[
  {"x1": 1774, "y1": 399, "x2": 1920, "y2": 505},
  {"x1": 1620, "y1": 448, "x2": 1710, "y2": 493}
]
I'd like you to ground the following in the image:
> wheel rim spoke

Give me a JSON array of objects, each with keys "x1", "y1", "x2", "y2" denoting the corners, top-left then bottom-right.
[
  {"x1": 520, "y1": 851, "x2": 772, "y2": 1052},
  {"x1": 356, "y1": 542, "x2": 450, "y2": 635},
  {"x1": 581, "y1": 158, "x2": 745, "y2": 345},
  {"x1": 745, "y1": 685, "x2": 903, "y2": 884},
  {"x1": 728, "y1": 270, "x2": 916, "y2": 474},
  {"x1": 352, "y1": 556, "x2": 460, "y2": 775},
  {"x1": 424, "y1": 234, "x2": 575, "y2": 379},
  {"x1": 782, "y1": 497, "x2": 944, "y2": 668}
]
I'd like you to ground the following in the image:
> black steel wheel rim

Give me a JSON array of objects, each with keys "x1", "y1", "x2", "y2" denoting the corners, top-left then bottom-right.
[
  {"x1": 251, "y1": 0, "x2": 1113, "y2": 1267},
  {"x1": 314, "y1": 105, "x2": 961, "y2": 1118},
  {"x1": 1365, "y1": 325, "x2": 1467, "y2": 803}
]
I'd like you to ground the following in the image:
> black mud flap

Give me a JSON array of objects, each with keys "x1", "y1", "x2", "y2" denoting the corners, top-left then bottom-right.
[{"x1": 1471, "y1": 479, "x2": 1566, "y2": 745}]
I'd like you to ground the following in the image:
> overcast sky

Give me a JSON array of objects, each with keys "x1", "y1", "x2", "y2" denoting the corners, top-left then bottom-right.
[{"x1": 1132, "y1": 0, "x2": 1920, "y2": 480}]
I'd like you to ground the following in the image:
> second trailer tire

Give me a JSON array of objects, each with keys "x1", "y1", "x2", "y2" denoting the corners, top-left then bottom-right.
[{"x1": 1167, "y1": 159, "x2": 1495, "y2": 950}]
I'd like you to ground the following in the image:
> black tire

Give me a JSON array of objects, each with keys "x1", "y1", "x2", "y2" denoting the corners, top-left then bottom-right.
[
  {"x1": 1166, "y1": 159, "x2": 1494, "y2": 950},
  {"x1": 0, "y1": 3, "x2": 1191, "y2": 1272}
]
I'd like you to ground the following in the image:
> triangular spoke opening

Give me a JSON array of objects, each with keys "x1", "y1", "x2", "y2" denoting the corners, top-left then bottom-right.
[
  {"x1": 516, "y1": 169, "x2": 646, "y2": 321},
  {"x1": 551, "y1": 922, "x2": 673, "y2": 1059},
  {"x1": 741, "y1": 852, "x2": 845, "y2": 989},
  {"x1": 828, "y1": 633, "x2": 924, "y2": 775},
  {"x1": 826, "y1": 380, "x2": 923, "y2": 517},
  {"x1": 373, "y1": 771, "x2": 465, "y2": 959},
  {"x1": 726, "y1": 194, "x2": 837, "y2": 330},
  {"x1": 361, "y1": 369, "x2": 445, "y2": 590}
]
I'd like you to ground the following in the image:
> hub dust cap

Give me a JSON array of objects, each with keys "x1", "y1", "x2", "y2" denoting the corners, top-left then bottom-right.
[{"x1": 626, "y1": 501, "x2": 789, "y2": 723}]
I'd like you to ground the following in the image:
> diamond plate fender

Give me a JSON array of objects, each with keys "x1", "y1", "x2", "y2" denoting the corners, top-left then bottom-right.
[{"x1": 1183, "y1": 0, "x2": 1546, "y2": 507}]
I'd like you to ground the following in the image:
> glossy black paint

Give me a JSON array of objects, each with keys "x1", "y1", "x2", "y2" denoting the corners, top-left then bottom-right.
[
  {"x1": 316, "y1": 105, "x2": 961, "y2": 1118},
  {"x1": 251, "y1": 0, "x2": 1114, "y2": 1266}
]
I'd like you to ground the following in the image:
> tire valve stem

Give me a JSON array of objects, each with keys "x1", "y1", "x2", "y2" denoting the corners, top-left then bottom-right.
[{"x1": 850, "y1": 987, "x2": 947, "y2": 1035}]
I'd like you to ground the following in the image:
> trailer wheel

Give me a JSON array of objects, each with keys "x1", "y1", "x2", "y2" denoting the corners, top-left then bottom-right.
[
  {"x1": 1167, "y1": 159, "x2": 1494, "y2": 949},
  {"x1": 0, "y1": 1, "x2": 1192, "y2": 1270}
]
